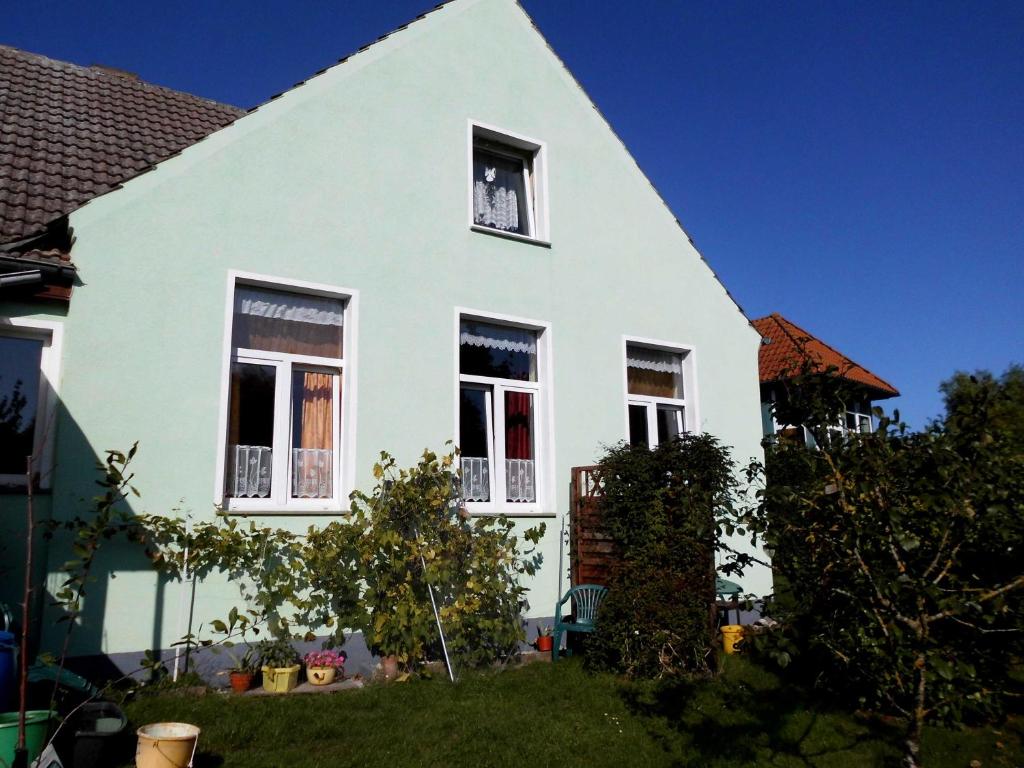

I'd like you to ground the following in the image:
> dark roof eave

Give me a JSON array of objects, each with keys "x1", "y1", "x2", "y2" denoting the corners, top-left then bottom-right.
[
  {"x1": 0, "y1": 253, "x2": 76, "y2": 281},
  {"x1": 761, "y1": 374, "x2": 900, "y2": 401}
]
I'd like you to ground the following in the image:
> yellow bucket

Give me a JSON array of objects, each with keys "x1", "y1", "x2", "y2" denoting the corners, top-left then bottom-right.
[
  {"x1": 262, "y1": 664, "x2": 300, "y2": 693},
  {"x1": 721, "y1": 624, "x2": 744, "y2": 655},
  {"x1": 135, "y1": 722, "x2": 200, "y2": 768}
]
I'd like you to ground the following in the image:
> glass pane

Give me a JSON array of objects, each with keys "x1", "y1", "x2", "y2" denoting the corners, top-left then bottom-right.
[
  {"x1": 291, "y1": 370, "x2": 337, "y2": 499},
  {"x1": 657, "y1": 406, "x2": 684, "y2": 445},
  {"x1": 0, "y1": 335, "x2": 44, "y2": 474},
  {"x1": 626, "y1": 345, "x2": 683, "y2": 398},
  {"x1": 459, "y1": 320, "x2": 537, "y2": 381},
  {"x1": 505, "y1": 391, "x2": 536, "y2": 503},
  {"x1": 227, "y1": 363, "x2": 276, "y2": 498},
  {"x1": 460, "y1": 387, "x2": 490, "y2": 502},
  {"x1": 473, "y1": 147, "x2": 530, "y2": 235},
  {"x1": 233, "y1": 286, "x2": 344, "y2": 358},
  {"x1": 628, "y1": 404, "x2": 649, "y2": 448}
]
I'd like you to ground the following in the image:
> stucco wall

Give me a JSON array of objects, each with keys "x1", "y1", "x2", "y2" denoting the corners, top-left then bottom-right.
[{"x1": 8, "y1": 0, "x2": 768, "y2": 658}]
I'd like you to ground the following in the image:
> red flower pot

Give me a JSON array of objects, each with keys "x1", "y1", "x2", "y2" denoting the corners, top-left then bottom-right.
[
  {"x1": 535, "y1": 635, "x2": 553, "y2": 653},
  {"x1": 229, "y1": 671, "x2": 254, "y2": 693}
]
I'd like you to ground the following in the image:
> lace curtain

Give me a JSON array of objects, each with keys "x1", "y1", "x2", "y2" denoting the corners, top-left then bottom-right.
[
  {"x1": 460, "y1": 322, "x2": 537, "y2": 354},
  {"x1": 473, "y1": 149, "x2": 528, "y2": 234},
  {"x1": 626, "y1": 346, "x2": 684, "y2": 399},
  {"x1": 233, "y1": 286, "x2": 344, "y2": 358}
]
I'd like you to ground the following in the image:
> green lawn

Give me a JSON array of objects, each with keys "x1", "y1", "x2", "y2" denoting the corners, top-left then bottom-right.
[{"x1": 119, "y1": 657, "x2": 1021, "y2": 768}]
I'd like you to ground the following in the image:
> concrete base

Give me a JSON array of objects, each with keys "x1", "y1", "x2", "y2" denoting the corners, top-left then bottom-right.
[{"x1": 244, "y1": 677, "x2": 364, "y2": 696}]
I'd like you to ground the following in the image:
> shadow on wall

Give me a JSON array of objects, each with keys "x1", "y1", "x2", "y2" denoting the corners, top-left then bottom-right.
[
  {"x1": 2, "y1": 394, "x2": 395, "y2": 684},
  {"x1": 0, "y1": 394, "x2": 174, "y2": 682}
]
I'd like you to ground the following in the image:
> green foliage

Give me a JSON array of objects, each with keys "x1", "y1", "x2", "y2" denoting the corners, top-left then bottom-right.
[
  {"x1": 748, "y1": 370, "x2": 1024, "y2": 767},
  {"x1": 940, "y1": 364, "x2": 1024, "y2": 447},
  {"x1": 347, "y1": 449, "x2": 545, "y2": 672},
  {"x1": 256, "y1": 637, "x2": 299, "y2": 669},
  {"x1": 142, "y1": 447, "x2": 545, "y2": 677},
  {"x1": 586, "y1": 434, "x2": 746, "y2": 678}
]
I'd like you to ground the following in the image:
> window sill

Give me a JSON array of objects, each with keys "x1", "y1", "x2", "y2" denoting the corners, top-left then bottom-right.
[
  {"x1": 221, "y1": 500, "x2": 348, "y2": 516},
  {"x1": 465, "y1": 505, "x2": 556, "y2": 519},
  {"x1": 470, "y1": 225, "x2": 551, "y2": 248}
]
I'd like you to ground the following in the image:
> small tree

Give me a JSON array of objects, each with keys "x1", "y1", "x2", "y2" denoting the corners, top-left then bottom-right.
[{"x1": 346, "y1": 449, "x2": 545, "y2": 673}]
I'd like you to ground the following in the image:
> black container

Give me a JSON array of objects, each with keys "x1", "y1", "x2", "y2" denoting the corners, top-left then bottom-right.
[{"x1": 62, "y1": 702, "x2": 128, "y2": 768}]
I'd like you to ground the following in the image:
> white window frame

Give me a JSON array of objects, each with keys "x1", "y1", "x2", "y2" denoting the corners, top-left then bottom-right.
[
  {"x1": 454, "y1": 308, "x2": 554, "y2": 517},
  {"x1": 845, "y1": 403, "x2": 873, "y2": 435},
  {"x1": 213, "y1": 271, "x2": 358, "y2": 514},
  {"x1": 622, "y1": 336, "x2": 699, "y2": 449},
  {"x1": 0, "y1": 317, "x2": 63, "y2": 489},
  {"x1": 467, "y1": 120, "x2": 550, "y2": 246}
]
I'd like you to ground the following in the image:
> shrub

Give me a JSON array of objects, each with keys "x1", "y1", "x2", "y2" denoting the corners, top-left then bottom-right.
[
  {"x1": 586, "y1": 434, "x2": 742, "y2": 678},
  {"x1": 747, "y1": 369, "x2": 1024, "y2": 768}
]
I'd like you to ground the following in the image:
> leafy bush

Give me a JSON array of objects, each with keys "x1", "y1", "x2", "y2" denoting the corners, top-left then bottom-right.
[
  {"x1": 747, "y1": 367, "x2": 1024, "y2": 768},
  {"x1": 347, "y1": 449, "x2": 545, "y2": 672},
  {"x1": 586, "y1": 434, "x2": 743, "y2": 678},
  {"x1": 144, "y1": 448, "x2": 545, "y2": 678}
]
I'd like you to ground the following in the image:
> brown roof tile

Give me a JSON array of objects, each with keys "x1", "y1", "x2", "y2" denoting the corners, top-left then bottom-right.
[
  {"x1": 752, "y1": 313, "x2": 899, "y2": 398},
  {"x1": 0, "y1": 44, "x2": 245, "y2": 245}
]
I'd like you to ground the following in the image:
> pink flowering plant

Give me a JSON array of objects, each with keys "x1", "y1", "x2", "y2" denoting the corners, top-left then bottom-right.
[{"x1": 304, "y1": 649, "x2": 347, "y2": 670}]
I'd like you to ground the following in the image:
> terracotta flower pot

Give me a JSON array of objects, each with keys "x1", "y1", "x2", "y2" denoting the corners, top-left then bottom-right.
[
  {"x1": 381, "y1": 654, "x2": 399, "y2": 681},
  {"x1": 229, "y1": 671, "x2": 253, "y2": 693},
  {"x1": 535, "y1": 635, "x2": 553, "y2": 653},
  {"x1": 307, "y1": 666, "x2": 337, "y2": 686}
]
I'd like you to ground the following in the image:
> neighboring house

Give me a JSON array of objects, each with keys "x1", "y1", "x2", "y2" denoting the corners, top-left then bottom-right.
[
  {"x1": 1, "y1": 0, "x2": 769, "y2": 671},
  {"x1": 753, "y1": 313, "x2": 899, "y2": 443}
]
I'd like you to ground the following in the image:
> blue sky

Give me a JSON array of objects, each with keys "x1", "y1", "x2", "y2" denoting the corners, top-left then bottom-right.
[{"x1": 6, "y1": 1, "x2": 1022, "y2": 428}]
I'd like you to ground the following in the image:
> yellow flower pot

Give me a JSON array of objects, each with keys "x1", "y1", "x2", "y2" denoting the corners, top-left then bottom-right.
[
  {"x1": 261, "y1": 664, "x2": 300, "y2": 693},
  {"x1": 306, "y1": 666, "x2": 337, "y2": 686}
]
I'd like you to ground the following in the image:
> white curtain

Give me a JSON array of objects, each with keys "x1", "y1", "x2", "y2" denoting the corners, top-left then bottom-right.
[
  {"x1": 461, "y1": 456, "x2": 490, "y2": 502},
  {"x1": 234, "y1": 286, "x2": 343, "y2": 327},
  {"x1": 473, "y1": 150, "x2": 526, "y2": 233},
  {"x1": 231, "y1": 445, "x2": 272, "y2": 498},
  {"x1": 474, "y1": 182, "x2": 519, "y2": 232},
  {"x1": 460, "y1": 322, "x2": 537, "y2": 354},
  {"x1": 626, "y1": 347, "x2": 683, "y2": 374}
]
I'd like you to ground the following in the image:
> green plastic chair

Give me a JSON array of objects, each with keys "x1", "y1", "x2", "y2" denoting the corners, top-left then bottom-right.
[{"x1": 552, "y1": 584, "x2": 608, "y2": 661}]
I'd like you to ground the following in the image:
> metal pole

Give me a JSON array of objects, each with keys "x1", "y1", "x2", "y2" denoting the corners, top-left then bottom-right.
[{"x1": 420, "y1": 550, "x2": 455, "y2": 683}]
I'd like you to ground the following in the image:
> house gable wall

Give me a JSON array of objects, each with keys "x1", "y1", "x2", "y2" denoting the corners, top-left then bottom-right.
[{"x1": 40, "y1": 0, "x2": 768, "y2": 655}]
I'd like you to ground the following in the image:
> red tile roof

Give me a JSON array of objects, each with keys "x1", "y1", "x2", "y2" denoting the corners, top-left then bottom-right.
[
  {"x1": 752, "y1": 313, "x2": 899, "y2": 398},
  {"x1": 0, "y1": 45, "x2": 245, "y2": 247}
]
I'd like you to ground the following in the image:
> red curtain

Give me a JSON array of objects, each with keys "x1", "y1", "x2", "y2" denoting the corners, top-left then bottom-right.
[{"x1": 505, "y1": 392, "x2": 533, "y2": 460}]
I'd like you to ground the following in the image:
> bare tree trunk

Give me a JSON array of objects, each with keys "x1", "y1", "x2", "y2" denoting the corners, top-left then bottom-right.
[{"x1": 903, "y1": 656, "x2": 927, "y2": 768}]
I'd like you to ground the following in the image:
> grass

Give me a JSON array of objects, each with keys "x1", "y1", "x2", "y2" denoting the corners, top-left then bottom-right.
[{"x1": 118, "y1": 657, "x2": 1022, "y2": 768}]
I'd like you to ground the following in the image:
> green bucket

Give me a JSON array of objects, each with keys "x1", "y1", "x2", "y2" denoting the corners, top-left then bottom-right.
[{"x1": 0, "y1": 710, "x2": 54, "y2": 768}]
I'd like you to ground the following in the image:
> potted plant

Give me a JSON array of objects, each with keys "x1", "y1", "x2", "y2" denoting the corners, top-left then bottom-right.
[
  {"x1": 303, "y1": 649, "x2": 346, "y2": 686},
  {"x1": 535, "y1": 625, "x2": 553, "y2": 653},
  {"x1": 256, "y1": 639, "x2": 300, "y2": 694},
  {"x1": 225, "y1": 645, "x2": 258, "y2": 693}
]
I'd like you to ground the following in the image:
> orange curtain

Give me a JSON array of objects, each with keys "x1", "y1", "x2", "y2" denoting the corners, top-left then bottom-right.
[
  {"x1": 626, "y1": 368, "x2": 678, "y2": 398},
  {"x1": 299, "y1": 372, "x2": 334, "y2": 449}
]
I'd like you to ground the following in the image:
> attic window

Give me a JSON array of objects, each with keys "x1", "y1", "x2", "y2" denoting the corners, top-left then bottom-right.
[{"x1": 469, "y1": 123, "x2": 548, "y2": 243}]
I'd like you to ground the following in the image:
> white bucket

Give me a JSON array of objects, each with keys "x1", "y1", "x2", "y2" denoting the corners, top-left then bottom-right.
[{"x1": 135, "y1": 722, "x2": 200, "y2": 768}]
